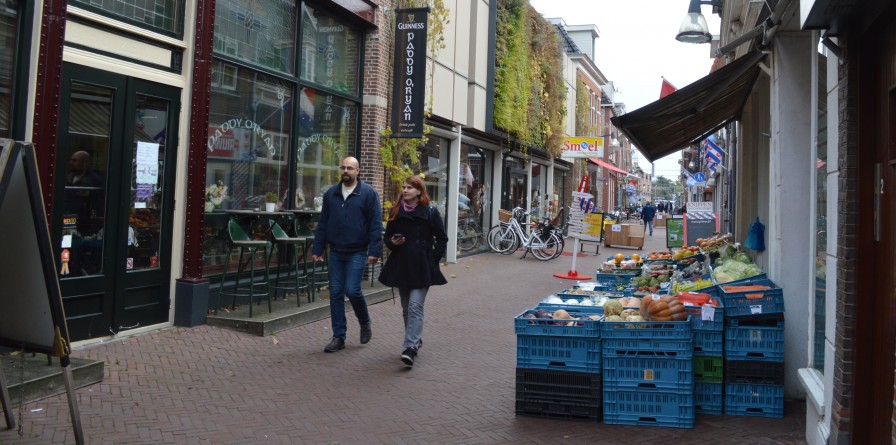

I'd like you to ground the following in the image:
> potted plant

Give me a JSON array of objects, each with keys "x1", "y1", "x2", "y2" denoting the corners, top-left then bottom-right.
[{"x1": 264, "y1": 192, "x2": 278, "y2": 212}]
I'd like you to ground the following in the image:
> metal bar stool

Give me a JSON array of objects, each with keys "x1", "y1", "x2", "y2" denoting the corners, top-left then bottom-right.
[
  {"x1": 216, "y1": 219, "x2": 272, "y2": 317},
  {"x1": 267, "y1": 220, "x2": 312, "y2": 306}
]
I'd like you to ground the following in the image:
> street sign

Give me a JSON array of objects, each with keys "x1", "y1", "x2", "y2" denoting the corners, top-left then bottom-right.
[{"x1": 694, "y1": 172, "x2": 705, "y2": 182}]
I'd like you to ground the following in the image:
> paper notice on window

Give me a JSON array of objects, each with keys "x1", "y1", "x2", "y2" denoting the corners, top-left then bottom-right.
[{"x1": 136, "y1": 142, "x2": 160, "y2": 185}]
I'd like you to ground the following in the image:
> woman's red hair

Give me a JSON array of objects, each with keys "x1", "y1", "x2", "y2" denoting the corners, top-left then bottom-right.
[{"x1": 389, "y1": 175, "x2": 431, "y2": 221}]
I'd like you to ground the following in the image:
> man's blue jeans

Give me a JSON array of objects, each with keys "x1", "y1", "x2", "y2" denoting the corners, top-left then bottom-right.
[
  {"x1": 328, "y1": 251, "x2": 371, "y2": 340},
  {"x1": 645, "y1": 219, "x2": 654, "y2": 236}
]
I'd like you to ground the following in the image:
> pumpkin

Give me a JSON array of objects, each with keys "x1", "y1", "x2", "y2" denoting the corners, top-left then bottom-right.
[{"x1": 645, "y1": 296, "x2": 687, "y2": 321}]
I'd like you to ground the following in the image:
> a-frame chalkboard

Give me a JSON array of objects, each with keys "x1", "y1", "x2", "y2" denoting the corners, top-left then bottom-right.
[{"x1": 0, "y1": 140, "x2": 83, "y2": 443}]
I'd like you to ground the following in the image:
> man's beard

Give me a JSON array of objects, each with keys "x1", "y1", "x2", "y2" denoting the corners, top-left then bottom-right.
[{"x1": 341, "y1": 174, "x2": 352, "y2": 184}]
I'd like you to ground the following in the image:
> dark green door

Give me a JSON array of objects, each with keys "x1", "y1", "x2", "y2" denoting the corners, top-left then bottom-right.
[{"x1": 52, "y1": 64, "x2": 180, "y2": 341}]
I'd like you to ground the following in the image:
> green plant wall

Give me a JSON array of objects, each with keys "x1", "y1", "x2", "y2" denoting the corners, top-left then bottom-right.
[
  {"x1": 494, "y1": 0, "x2": 567, "y2": 157},
  {"x1": 575, "y1": 78, "x2": 597, "y2": 137}
]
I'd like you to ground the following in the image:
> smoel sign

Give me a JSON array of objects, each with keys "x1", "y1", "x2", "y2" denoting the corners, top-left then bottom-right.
[{"x1": 560, "y1": 137, "x2": 605, "y2": 158}]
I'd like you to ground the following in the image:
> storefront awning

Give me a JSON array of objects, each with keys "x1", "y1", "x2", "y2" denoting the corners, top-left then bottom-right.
[
  {"x1": 611, "y1": 51, "x2": 766, "y2": 162},
  {"x1": 588, "y1": 158, "x2": 628, "y2": 175}
]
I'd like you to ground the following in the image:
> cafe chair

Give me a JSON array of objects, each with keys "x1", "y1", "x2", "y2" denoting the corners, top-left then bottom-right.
[
  {"x1": 267, "y1": 220, "x2": 312, "y2": 306},
  {"x1": 216, "y1": 219, "x2": 272, "y2": 317}
]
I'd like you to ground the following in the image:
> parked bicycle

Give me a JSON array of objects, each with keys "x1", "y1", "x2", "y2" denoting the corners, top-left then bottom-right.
[{"x1": 486, "y1": 207, "x2": 564, "y2": 260}]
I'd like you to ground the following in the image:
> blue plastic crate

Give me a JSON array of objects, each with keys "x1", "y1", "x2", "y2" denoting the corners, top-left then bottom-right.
[
  {"x1": 602, "y1": 338, "x2": 694, "y2": 359},
  {"x1": 600, "y1": 317, "x2": 691, "y2": 340},
  {"x1": 602, "y1": 356, "x2": 693, "y2": 391},
  {"x1": 685, "y1": 297, "x2": 725, "y2": 331},
  {"x1": 695, "y1": 381, "x2": 723, "y2": 415},
  {"x1": 517, "y1": 335, "x2": 601, "y2": 373},
  {"x1": 595, "y1": 271, "x2": 638, "y2": 285},
  {"x1": 693, "y1": 330, "x2": 723, "y2": 355},
  {"x1": 724, "y1": 383, "x2": 784, "y2": 418},
  {"x1": 603, "y1": 388, "x2": 695, "y2": 429},
  {"x1": 725, "y1": 325, "x2": 785, "y2": 361},
  {"x1": 515, "y1": 308, "x2": 603, "y2": 338},
  {"x1": 718, "y1": 278, "x2": 784, "y2": 316}
]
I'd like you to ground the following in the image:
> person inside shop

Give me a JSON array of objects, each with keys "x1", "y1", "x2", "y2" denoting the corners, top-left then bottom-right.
[
  {"x1": 641, "y1": 201, "x2": 657, "y2": 236},
  {"x1": 311, "y1": 156, "x2": 383, "y2": 353},
  {"x1": 378, "y1": 175, "x2": 448, "y2": 367},
  {"x1": 64, "y1": 150, "x2": 105, "y2": 275}
]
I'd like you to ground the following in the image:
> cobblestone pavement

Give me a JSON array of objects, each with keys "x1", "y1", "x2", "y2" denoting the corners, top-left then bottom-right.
[{"x1": 0, "y1": 226, "x2": 806, "y2": 444}]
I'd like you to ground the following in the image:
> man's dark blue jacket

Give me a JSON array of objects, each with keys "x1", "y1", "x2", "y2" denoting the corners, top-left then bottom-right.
[
  {"x1": 312, "y1": 180, "x2": 383, "y2": 258},
  {"x1": 641, "y1": 204, "x2": 656, "y2": 222}
]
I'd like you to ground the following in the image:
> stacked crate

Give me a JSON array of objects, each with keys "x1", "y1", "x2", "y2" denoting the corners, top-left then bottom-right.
[
  {"x1": 600, "y1": 317, "x2": 695, "y2": 428},
  {"x1": 686, "y1": 294, "x2": 725, "y2": 415},
  {"x1": 718, "y1": 278, "x2": 785, "y2": 418},
  {"x1": 514, "y1": 305, "x2": 603, "y2": 420}
]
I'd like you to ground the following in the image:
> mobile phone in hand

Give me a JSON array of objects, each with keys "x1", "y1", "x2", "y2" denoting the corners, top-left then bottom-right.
[{"x1": 392, "y1": 233, "x2": 404, "y2": 239}]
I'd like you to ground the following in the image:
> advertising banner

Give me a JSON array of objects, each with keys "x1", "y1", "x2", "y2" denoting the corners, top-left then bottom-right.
[{"x1": 391, "y1": 8, "x2": 429, "y2": 138}]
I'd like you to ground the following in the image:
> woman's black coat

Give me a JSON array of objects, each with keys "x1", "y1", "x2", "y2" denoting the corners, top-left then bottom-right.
[{"x1": 378, "y1": 204, "x2": 448, "y2": 289}]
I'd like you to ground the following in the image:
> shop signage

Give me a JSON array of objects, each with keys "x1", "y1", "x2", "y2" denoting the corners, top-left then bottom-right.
[
  {"x1": 560, "y1": 137, "x2": 605, "y2": 158},
  {"x1": 391, "y1": 7, "x2": 430, "y2": 138},
  {"x1": 686, "y1": 201, "x2": 713, "y2": 213}
]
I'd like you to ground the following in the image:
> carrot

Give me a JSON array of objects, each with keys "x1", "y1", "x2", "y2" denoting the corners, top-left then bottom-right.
[{"x1": 723, "y1": 285, "x2": 770, "y2": 292}]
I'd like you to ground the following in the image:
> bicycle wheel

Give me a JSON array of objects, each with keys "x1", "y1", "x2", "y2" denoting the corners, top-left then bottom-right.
[
  {"x1": 550, "y1": 232, "x2": 565, "y2": 259},
  {"x1": 457, "y1": 222, "x2": 480, "y2": 252},
  {"x1": 531, "y1": 232, "x2": 563, "y2": 260},
  {"x1": 487, "y1": 224, "x2": 518, "y2": 254}
]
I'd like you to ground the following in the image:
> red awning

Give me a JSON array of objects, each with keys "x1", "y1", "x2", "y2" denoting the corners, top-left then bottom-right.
[{"x1": 589, "y1": 158, "x2": 629, "y2": 175}]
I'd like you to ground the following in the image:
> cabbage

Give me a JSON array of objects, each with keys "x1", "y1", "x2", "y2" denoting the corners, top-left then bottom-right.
[
  {"x1": 712, "y1": 260, "x2": 763, "y2": 284},
  {"x1": 543, "y1": 295, "x2": 564, "y2": 304},
  {"x1": 564, "y1": 299, "x2": 580, "y2": 305}
]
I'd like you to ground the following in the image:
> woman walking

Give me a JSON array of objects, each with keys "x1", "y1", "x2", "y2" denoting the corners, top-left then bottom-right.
[{"x1": 379, "y1": 176, "x2": 448, "y2": 367}]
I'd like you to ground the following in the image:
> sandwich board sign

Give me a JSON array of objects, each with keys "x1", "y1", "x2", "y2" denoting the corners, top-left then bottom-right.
[{"x1": 0, "y1": 140, "x2": 84, "y2": 443}]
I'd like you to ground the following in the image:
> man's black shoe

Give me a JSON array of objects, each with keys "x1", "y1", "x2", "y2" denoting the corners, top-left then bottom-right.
[
  {"x1": 324, "y1": 337, "x2": 345, "y2": 353},
  {"x1": 360, "y1": 322, "x2": 372, "y2": 344},
  {"x1": 401, "y1": 348, "x2": 417, "y2": 367}
]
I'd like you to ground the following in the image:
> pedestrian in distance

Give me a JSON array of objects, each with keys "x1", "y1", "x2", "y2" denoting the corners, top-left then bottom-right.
[
  {"x1": 312, "y1": 156, "x2": 383, "y2": 353},
  {"x1": 641, "y1": 201, "x2": 657, "y2": 236},
  {"x1": 378, "y1": 175, "x2": 448, "y2": 367}
]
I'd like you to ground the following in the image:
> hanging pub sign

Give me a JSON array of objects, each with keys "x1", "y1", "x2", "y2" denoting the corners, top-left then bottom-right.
[{"x1": 391, "y1": 7, "x2": 430, "y2": 138}]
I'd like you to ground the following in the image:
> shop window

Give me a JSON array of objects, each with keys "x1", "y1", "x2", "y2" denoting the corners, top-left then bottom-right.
[
  {"x1": 0, "y1": 0, "x2": 19, "y2": 139},
  {"x1": 294, "y1": 87, "x2": 357, "y2": 208},
  {"x1": 300, "y1": 4, "x2": 360, "y2": 95},
  {"x1": 459, "y1": 144, "x2": 493, "y2": 253},
  {"x1": 419, "y1": 137, "x2": 449, "y2": 221},
  {"x1": 214, "y1": 0, "x2": 297, "y2": 75},
  {"x1": 206, "y1": 69, "x2": 292, "y2": 210},
  {"x1": 72, "y1": 0, "x2": 183, "y2": 35},
  {"x1": 812, "y1": 48, "x2": 828, "y2": 372}
]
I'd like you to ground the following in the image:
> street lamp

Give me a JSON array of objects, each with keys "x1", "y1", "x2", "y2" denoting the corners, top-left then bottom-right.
[{"x1": 675, "y1": 0, "x2": 720, "y2": 44}]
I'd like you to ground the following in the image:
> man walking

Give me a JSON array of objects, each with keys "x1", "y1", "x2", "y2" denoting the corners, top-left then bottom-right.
[
  {"x1": 312, "y1": 156, "x2": 383, "y2": 353},
  {"x1": 641, "y1": 201, "x2": 657, "y2": 236}
]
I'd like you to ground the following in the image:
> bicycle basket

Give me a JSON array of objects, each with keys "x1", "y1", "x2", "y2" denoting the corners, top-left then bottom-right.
[{"x1": 498, "y1": 209, "x2": 512, "y2": 223}]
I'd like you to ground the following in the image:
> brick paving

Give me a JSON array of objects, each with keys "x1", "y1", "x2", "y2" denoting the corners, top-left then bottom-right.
[{"x1": 1, "y1": 226, "x2": 806, "y2": 444}]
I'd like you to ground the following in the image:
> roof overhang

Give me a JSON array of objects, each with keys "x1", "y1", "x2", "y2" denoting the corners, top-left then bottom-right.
[{"x1": 611, "y1": 51, "x2": 765, "y2": 162}]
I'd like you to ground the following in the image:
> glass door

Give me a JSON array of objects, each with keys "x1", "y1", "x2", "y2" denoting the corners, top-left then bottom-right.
[{"x1": 53, "y1": 64, "x2": 180, "y2": 341}]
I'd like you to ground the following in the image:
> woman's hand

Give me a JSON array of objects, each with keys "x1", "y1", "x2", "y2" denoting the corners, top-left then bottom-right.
[{"x1": 391, "y1": 234, "x2": 406, "y2": 246}]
